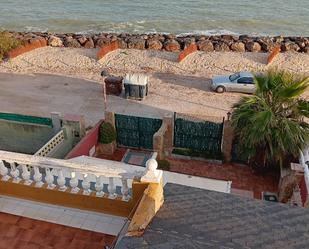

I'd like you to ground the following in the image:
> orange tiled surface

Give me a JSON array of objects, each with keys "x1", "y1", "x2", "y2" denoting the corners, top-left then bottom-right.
[
  {"x1": 0, "y1": 212, "x2": 115, "y2": 249},
  {"x1": 96, "y1": 147, "x2": 127, "y2": 161},
  {"x1": 167, "y1": 158, "x2": 279, "y2": 199}
]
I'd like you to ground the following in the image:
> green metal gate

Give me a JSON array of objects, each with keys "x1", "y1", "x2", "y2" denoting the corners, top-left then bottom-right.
[
  {"x1": 174, "y1": 115, "x2": 224, "y2": 155},
  {"x1": 115, "y1": 114, "x2": 162, "y2": 150}
]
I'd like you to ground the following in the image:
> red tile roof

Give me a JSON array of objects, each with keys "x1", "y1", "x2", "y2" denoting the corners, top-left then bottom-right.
[{"x1": 0, "y1": 212, "x2": 115, "y2": 249}]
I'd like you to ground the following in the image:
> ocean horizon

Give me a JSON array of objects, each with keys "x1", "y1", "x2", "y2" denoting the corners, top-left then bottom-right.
[{"x1": 0, "y1": 0, "x2": 308, "y2": 36}]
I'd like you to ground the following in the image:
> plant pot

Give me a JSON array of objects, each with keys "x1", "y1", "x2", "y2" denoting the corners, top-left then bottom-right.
[{"x1": 96, "y1": 141, "x2": 116, "y2": 156}]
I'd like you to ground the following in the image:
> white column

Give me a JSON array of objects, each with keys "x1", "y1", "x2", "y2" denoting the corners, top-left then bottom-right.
[
  {"x1": 33, "y1": 166, "x2": 44, "y2": 187},
  {"x1": 45, "y1": 168, "x2": 56, "y2": 189},
  {"x1": 70, "y1": 171, "x2": 80, "y2": 193},
  {"x1": 108, "y1": 177, "x2": 117, "y2": 199},
  {"x1": 0, "y1": 161, "x2": 10, "y2": 181},
  {"x1": 95, "y1": 175, "x2": 105, "y2": 197},
  {"x1": 121, "y1": 177, "x2": 129, "y2": 201},
  {"x1": 57, "y1": 169, "x2": 67, "y2": 191},
  {"x1": 21, "y1": 164, "x2": 32, "y2": 185},
  {"x1": 82, "y1": 174, "x2": 91, "y2": 195},
  {"x1": 10, "y1": 163, "x2": 21, "y2": 183},
  {"x1": 141, "y1": 159, "x2": 163, "y2": 183}
]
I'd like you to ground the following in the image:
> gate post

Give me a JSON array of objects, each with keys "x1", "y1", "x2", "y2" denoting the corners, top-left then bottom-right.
[
  {"x1": 105, "y1": 111, "x2": 116, "y2": 129},
  {"x1": 221, "y1": 119, "x2": 234, "y2": 163}
]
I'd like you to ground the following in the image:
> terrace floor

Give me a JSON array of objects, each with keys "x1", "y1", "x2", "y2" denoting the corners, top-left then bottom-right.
[
  {"x1": 0, "y1": 212, "x2": 115, "y2": 249},
  {"x1": 167, "y1": 157, "x2": 279, "y2": 199}
]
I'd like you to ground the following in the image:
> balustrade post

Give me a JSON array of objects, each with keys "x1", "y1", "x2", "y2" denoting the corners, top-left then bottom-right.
[
  {"x1": 21, "y1": 164, "x2": 32, "y2": 185},
  {"x1": 82, "y1": 174, "x2": 91, "y2": 195},
  {"x1": 10, "y1": 163, "x2": 21, "y2": 183},
  {"x1": 0, "y1": 161, "x2": 10, "y2": 181},
  {"x1": 33, "y1": 166, "x2": 44, "y2": 187},
  {"x1": 95, "y1": 176, "x2": 105, "y2": 197},
  {"x1": 45, "y1": 168, "x2": 56, "y2": 189},
  {"x1": 121, "y1": 177, "x2": 129, "y2": 201},
  {"x1": 108, "y1": 177, "x2": 117, "y2": 199},
  {"x1": 70, "y1": 171, "x2": 80, "y2": 193},
  {"x1": 57, "y1": 169, "x2": 67, "y2": 191}
]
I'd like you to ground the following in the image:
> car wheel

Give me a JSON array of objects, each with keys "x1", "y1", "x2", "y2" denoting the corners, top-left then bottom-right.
[{"x1": 216, "y1": 86, "x2": 225, "y2": 93}]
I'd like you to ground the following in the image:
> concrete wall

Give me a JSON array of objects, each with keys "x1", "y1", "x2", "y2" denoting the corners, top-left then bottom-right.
[{"x1": 0, "y1": 119, "x2": 54, "y2": 155}]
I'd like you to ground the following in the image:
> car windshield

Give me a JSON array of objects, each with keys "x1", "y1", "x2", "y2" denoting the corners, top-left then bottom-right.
[{"x1": 229, "y1": 72, "x2": 240, "y2": 81}]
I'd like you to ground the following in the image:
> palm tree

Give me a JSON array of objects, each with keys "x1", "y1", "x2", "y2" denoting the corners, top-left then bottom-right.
[{"x1": 231, "y1": 70, "x2": 309, "y2": 170}]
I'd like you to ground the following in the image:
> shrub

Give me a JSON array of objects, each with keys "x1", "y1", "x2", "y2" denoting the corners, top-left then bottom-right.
[
  {"x1": 157, "y1": 159, "x2": 170, "y2": 171},
  {"x1": 0, "y1": 31, "x2": 22, "y2": 60},
  {"x1": 99, "y1": 122, "x2": 117, "y2": 144}
]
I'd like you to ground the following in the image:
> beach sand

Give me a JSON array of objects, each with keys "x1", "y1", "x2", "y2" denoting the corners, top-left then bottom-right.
[{"x1": 0, "y1": 47, "x2": 308, "y2": 118}]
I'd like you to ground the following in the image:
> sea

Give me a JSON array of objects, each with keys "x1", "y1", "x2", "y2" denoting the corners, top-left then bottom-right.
[{"x1": 0, "y1": 0, "x2": 308, "y2": 36}]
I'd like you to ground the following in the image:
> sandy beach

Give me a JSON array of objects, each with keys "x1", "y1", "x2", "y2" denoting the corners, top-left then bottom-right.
[{"x1": 0, "y1": 47, "x2": 308, "y2": 119}]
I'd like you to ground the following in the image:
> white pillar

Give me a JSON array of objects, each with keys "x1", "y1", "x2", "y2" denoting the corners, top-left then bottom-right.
[
  {"x1": 21, "y1": 164, "x2": 32, "y2": 185},
  {"x1": 57, "y1": 169, "x2": 67, "y2": 191},
  {"x1": 70, "y1": 171, "x2": 80, "y2": 193},
  {"x1": 0, "y1": 161, "x2": 10, "y2": 181},
  {"x1": 108, "y1": 177, "x2": 117, "y2": 199},
  {"x1": 33, "y1": 166, "x2": 44, "y2": 187},
  {"x1": 141, "y1": 159, "x2": 163, "y2": 183},
  {"x1": 95, "y1": 175, "x2": 105, "y2": 197},
  {"x1": 82, "y1": 174, "x2": 91, "y2": 195},
  {"x1": 45, "y1": 168, "x2": 56, "y2": 189},
  {"x1": 121, "y1": 177, "x2": 129, "y2": 201}
]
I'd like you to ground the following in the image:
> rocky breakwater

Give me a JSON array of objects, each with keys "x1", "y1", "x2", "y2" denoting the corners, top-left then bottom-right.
[{"x1": 7, "y1": 31, "x2": 309, "y2": 53}]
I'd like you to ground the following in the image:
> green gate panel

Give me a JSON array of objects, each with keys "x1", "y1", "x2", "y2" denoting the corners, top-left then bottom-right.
[
  {"x1": 174, "y1": 118, "x2": 223, "y2": 154},
  {"x1": 231, "y1": 138, "x2": 249, "y2": 164},
  {"x1": 115, "y1": 114, "x2": 162, "y2": 150}
]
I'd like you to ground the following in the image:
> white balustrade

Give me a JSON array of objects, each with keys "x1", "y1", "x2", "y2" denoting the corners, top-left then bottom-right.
[
  {"x1": 70, "y1": 172, "x2": 80, "y2": 193},
  {"x1": 10, "y1": 163, "x2": 21, "y2": 183},
  {"x1": 95, "y1": 176, "x2": 105, "y2": 197},
  {"x1": 33, "y1": 166, "x2": 44, "y2": 187},
  {"x1": 108, "y1": 177, "x2": 117, "y2": 199},
  {"x1": 0, "y1": 161, "x2": 10, "y2": 181},
  {"x1": 121, "y1": 177, "x2": 129, "y2": 201},
  {"x1": 0, "y1": 150, "x2": 164, "y2": 202},
  {"x1": 21, "y1": 164, "x2": 32, "y2": 185},
  {"x1": 45, "y1": 168, "x2": 56, "y2": 189},
  {"x1": 57, "y1": 169, "x2": 67, "y2": 191},
  {"x1": 82, "y1": 174, "x2": 91, "y2": 195}
]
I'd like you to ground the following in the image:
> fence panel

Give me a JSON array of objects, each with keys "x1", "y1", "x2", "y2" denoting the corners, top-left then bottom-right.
[
  {"x1": 231, "y1": 138, "x2": 249, "y2": 164},
  {"x1": 115, "y1": 114, "x2": 162, "y2": 150},
  {"x1": 174, "y1": 115, "x2": 224, "y2": 155}
]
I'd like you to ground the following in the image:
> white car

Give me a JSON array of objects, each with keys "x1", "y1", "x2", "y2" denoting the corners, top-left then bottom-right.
[{"x1": 211, "y1": 71, "x2": 256, "y2": 93}]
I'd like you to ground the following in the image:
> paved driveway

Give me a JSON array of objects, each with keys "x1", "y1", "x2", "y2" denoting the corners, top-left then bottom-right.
[{"x1": 0, "y1": 73, "x2": 104, "y2": 126}]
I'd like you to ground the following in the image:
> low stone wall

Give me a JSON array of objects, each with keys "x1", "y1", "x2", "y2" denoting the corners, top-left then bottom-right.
[{"x1": 7, "y1": 31, "x2": 309, "y2": 53}]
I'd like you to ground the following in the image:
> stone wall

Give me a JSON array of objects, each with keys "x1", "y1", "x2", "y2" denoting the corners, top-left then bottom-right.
[{"x1": 7, "y1": 31, "x2": 309, "y2": 53}]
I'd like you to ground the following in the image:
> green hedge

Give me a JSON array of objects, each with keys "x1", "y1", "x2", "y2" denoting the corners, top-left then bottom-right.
[
  {"x1": 173, "y1": 148, "x2": 223, "y2": 160},
  {"x1": 99, "y1": 122, "x2": 116, "y2": 144}
]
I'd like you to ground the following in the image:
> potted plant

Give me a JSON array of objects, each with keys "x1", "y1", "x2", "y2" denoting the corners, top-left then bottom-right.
[{"x1": 97, "y1": 122, "x2": 117, "y2": 156}]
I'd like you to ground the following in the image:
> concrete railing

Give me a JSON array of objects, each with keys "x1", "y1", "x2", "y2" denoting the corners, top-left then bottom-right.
[
  {"x1": 34, "y1": 129, "x2": 65, "y2": 157},
  {"x1": 0, "y1": 150, "x2": 162, "y2": 204}
]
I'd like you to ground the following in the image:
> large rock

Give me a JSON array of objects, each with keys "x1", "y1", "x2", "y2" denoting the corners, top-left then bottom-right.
[
  {"x1": 95, "y1": 37, "x2": 111, "y2": 48},
  {"x1": 245, "y1": 41, "x2": 261, "y2": 52},
  {"x1": 197, "y1": 40, "x2": 214, "y2": 52},
  {"x1": 77, "y1": 36, "x2": 87, "y2": 45},
  {"x1": 304, "y1": 46, "x2": 309, "y2": 53},
  {"x1": 163, "y1": 39, "x2": 180, "y2": 52},
  {"x1": 117, "y1": 39, "x2": 128, "y2": 49},
  {"x1": 214, "y1": 42, "x2": 230, "y2": 52},
  {"x1": 281, "y1": 42, "x2": 300, "y2": 52},
  {"x1": 258, "y1": 38, "x2": 277, "y2": 52},
  {"x1": 127, "y1": 38, "x2": 145, "y2": 49},
  {"x1": 84, "y1": 38, "x2": 94, "y2": 49},
  {"x1": 230, "y1": 42, "x2": 245, "y2": 52},
  {"x1": 146, "y1": 39, "x2": 163, "y2": 50},
  {"x1": 48, "y1": 36, "x2": 63, "y2": 47},
  {"x1": 63, "y1": 36, "x2": 81, "y2": 48}
]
